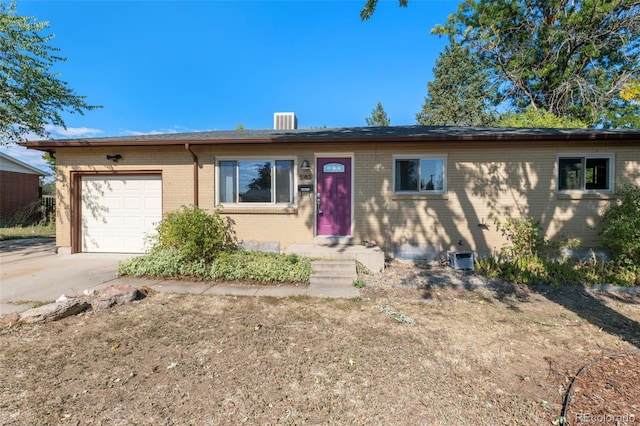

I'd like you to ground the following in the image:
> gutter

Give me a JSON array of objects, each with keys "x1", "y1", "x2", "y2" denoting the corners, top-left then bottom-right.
[
  {"x1": 184, "y1": 143, "x2": 199, "y2": 207},
  {"x1": 19, "y1": 128, "x2": 640, "y2": 150}
]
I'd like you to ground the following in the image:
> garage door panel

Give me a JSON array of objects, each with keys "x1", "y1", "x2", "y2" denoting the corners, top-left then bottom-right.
[
  {"x1": 81, "y1": 175, "x2": 162, "y2": 253},
  {"x1": 145, "y1": 197, "x2": 162, "y2": 209},
  {"x1": 105, "y1": 197, "x2": 123, "y2": 210},
  {"x1": 144, "y1": 178, "x2": 161, "y2": 189},
  {"x1": 102, "y1": 180, "x2": 123, "y2": 192},
  {"x1": 122, "y1": 180, "x2": 144, "y2": 191},
  {"x1": 108, "y1": 217, "x2": 124, "y2": 228},
  {"x1": 123, "y1": 197, "x2": 141, "y2": 209},
  {"x1": 123, "y1": 216, "x2": 142, "y2": 229},
  {"x1": 102, "y1": 235, "x2": 121, "y2": 248}
]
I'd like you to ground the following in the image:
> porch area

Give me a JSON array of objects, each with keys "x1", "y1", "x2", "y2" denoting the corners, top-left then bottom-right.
[{"x1": 285, "y1": 244, "x2": 385, "y2": 273}]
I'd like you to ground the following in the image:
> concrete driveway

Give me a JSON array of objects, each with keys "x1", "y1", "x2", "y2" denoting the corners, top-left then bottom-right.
[{"x1": 0, "y1": 238, "x2": 136, "y2": 315}]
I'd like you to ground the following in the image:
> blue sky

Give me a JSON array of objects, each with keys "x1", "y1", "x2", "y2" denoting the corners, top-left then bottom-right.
[{"x1": 2, "y1": 0, "x2": 459, "y2": 171}]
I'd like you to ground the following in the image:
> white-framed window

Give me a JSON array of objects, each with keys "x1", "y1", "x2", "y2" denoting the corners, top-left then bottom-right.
[
  {"x1": 557, "y1": 154, "x2": 614, "y2": 193},
  {"x1": 393, "y1": 155, "x2": 447, "y2": 194},
  {"x1": 217, "y1": 158, "x2": 295, "y2": 205}
]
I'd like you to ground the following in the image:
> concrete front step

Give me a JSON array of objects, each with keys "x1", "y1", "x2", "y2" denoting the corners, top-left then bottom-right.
[
  {"x1": 309, "y1": 260, "x2": 360, "y2": 298},
  {"x1": 311, "y1": 260, "x2": 357, "y2": 275},
  {"x1": 286, "y1": 244, "x2": 384, "y2": 273},
  {"x1": 310, "y1": 276, "x2": 355, "y2": 286}
]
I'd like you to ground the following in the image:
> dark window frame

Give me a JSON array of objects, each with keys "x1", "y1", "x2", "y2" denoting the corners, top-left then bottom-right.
[
  {"x1": 393, "y1": 155, "x2": 447, "y2": 194},
  {"x1": 217, "y1": 158, "x2": 296, "y2": 205},
  {"x1": 557, "y1": 154, "x2": 614, "y2": 193}
]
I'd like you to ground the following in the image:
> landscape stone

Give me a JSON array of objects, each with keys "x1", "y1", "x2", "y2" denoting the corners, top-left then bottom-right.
[
  {"x1": 2, "y1": 313, "x2": 20, "y2": 327},
  {"x1": 18, "y1": 299, "x2": 91, "y2": 324},
  {"x1": 92, "y1": 284, "x2": 139, "y2": 311}
]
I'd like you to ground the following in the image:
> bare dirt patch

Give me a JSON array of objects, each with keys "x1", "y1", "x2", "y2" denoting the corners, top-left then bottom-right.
[{"x1": 1, "y1": 261, "x2": 639, "y2": 425}]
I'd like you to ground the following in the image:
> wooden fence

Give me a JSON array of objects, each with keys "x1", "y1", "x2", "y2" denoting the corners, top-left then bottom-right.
[{"x1": 41, "y1": 195, "x2": 55, "y2": 222}]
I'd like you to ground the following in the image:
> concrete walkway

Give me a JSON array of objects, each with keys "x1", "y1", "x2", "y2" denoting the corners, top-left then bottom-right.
[
  {"x1": 114, "y1": 277, "x2": 316, "y2": 298},
  {"x1": 1, "y1": 239, "x2": 360, "y2": 316}
]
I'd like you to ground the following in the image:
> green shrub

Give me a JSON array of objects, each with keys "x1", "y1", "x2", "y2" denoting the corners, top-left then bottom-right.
[
  {"x1": 151, "y1": 206, "x2": 236, "y2": 263},
  {"x1": 210, "y1": 251, "x2": 312, "y2": 283},
  {"x1": 600, "y1": 184, "x2": 640, "y2": 268},
  {"x1": 495, "y1": 217, "x2": 545, "y2": 259},
  {"x1": 495, "y1": 216, "x2": 583, "y2": 260},
  {"x1": 352, "y1": 279, "x2": 366, "y2": 289},
  {"x1": 610, "y1": 265, "x2": 640, "y2": 286},
  {"x1": 118, "y1": 248, "x2": 313, "y2": 284},
  {"x1": 117, "y1": 247, "x2": 184, "y2": 277},
  {"x1": 475, "y1": 249, "x2": 639, "y2": 287},
  {"x1": 474, "y1": 254, "x2": 502, "y2": 279},
  {"x1": 481, "y1": 216, "x2": 638, "y2": 287}
]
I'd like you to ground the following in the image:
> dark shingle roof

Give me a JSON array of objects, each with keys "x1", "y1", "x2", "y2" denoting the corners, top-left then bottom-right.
[{"x1": 20, "y1": 125, "x2": 640, "y2": 151}]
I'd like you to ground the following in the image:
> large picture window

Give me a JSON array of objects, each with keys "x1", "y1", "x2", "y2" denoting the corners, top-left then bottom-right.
[
  {"x1": 557, "y1": 155, "x2": 613, "y2": 192},
  {"x1": 394, "y1": 156, "x2": 446, "y2": 194},
  {"x1": 218, "y1": 159, "x2": 294, "y2": 204}
]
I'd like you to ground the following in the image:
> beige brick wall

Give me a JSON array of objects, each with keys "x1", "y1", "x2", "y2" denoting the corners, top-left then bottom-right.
[
  {"x1": 54, "y1": 140, "x2": 640, "y2": 256},
  {"x1": 354, "y1": 142, "x2": 640, "y2": 256},
  {"x1": 198, "y1": 145, "x2": 317, "y2": 246},
  {"x1": 55, "y1": 146, "x2": 194, "y2": 249}
]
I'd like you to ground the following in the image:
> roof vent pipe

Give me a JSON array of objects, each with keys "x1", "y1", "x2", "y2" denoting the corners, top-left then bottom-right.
[{"x1": 274, "y1": 112, "x2": 297, "y2": 130}]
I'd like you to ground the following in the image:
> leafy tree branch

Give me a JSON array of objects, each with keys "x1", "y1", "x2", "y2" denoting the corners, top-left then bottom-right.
[
  {"x1": 432, "y1": 0, "x2": 640, "y2": 128},
  {"x1": 0, "y1": 1, "x2": 99, "y2": 145}
]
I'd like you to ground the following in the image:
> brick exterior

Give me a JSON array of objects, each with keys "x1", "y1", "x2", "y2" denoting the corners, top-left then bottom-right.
[
  {"x1": 0, "y1": 170, "x2": 40, "y2": 224},
  {"x1": 54, "y1": 140, "x2": 640, "y2": 256}
]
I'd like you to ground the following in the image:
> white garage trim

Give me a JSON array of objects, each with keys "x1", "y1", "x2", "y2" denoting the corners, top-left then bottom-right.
[{"x1": 80, "y1": 175, "x2": 162, "y2": 253}]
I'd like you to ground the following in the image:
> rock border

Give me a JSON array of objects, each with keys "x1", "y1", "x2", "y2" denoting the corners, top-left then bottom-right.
[{"x1": 2, "y1": 284, "x2": 148, "y2": 326}]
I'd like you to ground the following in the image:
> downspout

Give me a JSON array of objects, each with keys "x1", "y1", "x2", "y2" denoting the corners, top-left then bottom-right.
[{"x1": 184, "y1": 143, "x2": 199, "y2": 207}]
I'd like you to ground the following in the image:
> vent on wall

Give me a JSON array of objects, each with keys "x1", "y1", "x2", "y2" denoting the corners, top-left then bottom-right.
[{"x1": 274, "y1": 112, "x2": 297, "y2": 130}]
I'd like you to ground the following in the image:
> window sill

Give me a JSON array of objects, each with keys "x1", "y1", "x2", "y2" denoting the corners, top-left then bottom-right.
[
  {"x1": 218, "y1": 205, "x2": 298, "y2": 214},
  {"x1": 556, "y1": 192, "x2": 615, "y2": 200},
  {"x1": 392, "y1": 193, "x2": 449, "y2": 201}
]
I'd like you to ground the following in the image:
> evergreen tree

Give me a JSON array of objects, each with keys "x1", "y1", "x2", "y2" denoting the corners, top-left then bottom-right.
[
  {"x1": 363, "y1": 0, "x2": 640, "y2": 128},
  {"x1": 416, "y1": 43, "x2": 496, "y2": 126},
  {"x1": 365, "y1": 102, "x2": 390, "y2": 126}
]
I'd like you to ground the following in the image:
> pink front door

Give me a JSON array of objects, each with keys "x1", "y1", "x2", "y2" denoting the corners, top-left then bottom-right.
[{"x1": 316, "y1": 158, "x2": 352, "y2": 236}]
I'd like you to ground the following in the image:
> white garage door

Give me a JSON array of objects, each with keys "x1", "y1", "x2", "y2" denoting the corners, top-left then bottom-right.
[{"x1": 81, "y1": 175, "x2": 162, "y2": 253}]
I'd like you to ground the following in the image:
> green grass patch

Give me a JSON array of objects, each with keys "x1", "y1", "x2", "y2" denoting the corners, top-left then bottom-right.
[
  {"x1": 352, "y1": 278, "x2": 366, "y2": 289},
  {"x1": 7, "y1": 300, "x2": 50, "y2": 307},
  {"x1": 118, "y1": 248, "x2": 313, "y2": 284},
  {"x1": 118, "y1": 206, "x2": 312, "y2": 285},
  {"x1": 0, "y1": 224, "x2": 55, "y2": 240},
  {"x1": 475, "y1": 254, "x2": 639, "y2": 287},
  {"x1": 478, "y1": 214, "x2": 640, "y2": 287}
]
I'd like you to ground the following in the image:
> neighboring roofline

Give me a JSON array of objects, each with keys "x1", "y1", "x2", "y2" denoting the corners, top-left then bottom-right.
[
  {"x1": 18, "y1": 125, "x2": 640, "y2": 152},
  {"x1": 0, "y1": 151, "x2": 49, "y2": 176}
]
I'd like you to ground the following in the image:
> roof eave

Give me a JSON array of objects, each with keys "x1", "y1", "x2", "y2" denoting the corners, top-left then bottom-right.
[
  {"x1": 0, "y1": 151, "x2": 49, "y2": 175},
  {"x1": 18, "y1": 129, "x2": 640, "y2": 151}
]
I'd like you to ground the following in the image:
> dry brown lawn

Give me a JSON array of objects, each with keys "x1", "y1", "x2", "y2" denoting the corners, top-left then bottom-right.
[{"x1": 2, "y1": 275, "x2": 639, "y2": 425}]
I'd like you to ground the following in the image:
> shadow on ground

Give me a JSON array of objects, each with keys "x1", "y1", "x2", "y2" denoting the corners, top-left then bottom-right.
[{"x1": 420, "y1": 274, "x2": 640, "y2": 349}]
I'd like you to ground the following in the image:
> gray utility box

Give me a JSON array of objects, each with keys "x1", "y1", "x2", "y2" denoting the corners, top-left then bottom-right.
[{"x1": 447, "y1": 251, "x2": 474, "y2": 271}]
